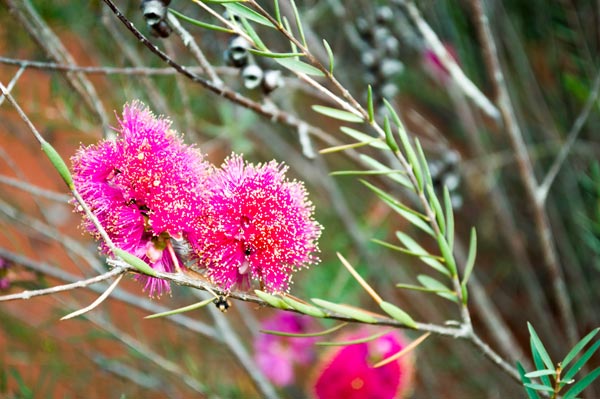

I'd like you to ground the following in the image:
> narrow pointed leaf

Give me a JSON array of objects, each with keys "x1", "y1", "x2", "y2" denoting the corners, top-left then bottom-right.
[
  {"x1": 367, "y1": 85, "x2": 374, "y2": 122},
  {"x1": 417, "y1": 275, "x2": 457, "y2": 302},
  {"x1": 322, "y1": 39, "x2": 334, "y2": 74},
  {"x1": 169, "y1": 9, "x2": 233, "y2": 33},
  {"x1": 41, "y1": 141, "x2": 73, "y2": 189},
  {"x1": 281, "y1": 295, "x2": 326, "y2": 317},
  {"x1": 415, "y1": 139, "x2": 433, "y2": 188},
  {"x1": 461, "y1": 228, "x2": 477, "y2": 287},
  {"x1": 247, "y1": 48, "x2": 304, "y2": 58},
  {"x1": 443, "y1": 186, "x2": 455, "y2": 249},
  {"x1": 223, "y1": 3, "x2": 274, "y2": 27},
  {"x1": 379, "y1": 301, "x2": 416, "y2": 328},
  {"x1": 241, "y1": 17, "x2": 266, "y2": 50},
  {"x1": 396, "y1": 231, "x2": 450, "y2": 276},
  {"x1": 145, "y1": 297, "x2": 215, "y2": 319},
  {"x1": 563, "y1": 367, "x2": 600, "y2": 399},
  {"x1": 340, "y1": 127, "x2": 387, "y2": 149},
  {"x1": 517, "y1": 361, "x2": 542, "y2": 399},
  {"x1": 528, "y1": 322, "x2": 554, "y2": 370},
  {"x1": 523, "y1": 383, "x2": 554, "y2": 393},
  {"x1": 311, "y1": 298, "x2": 378, "y2": 323},
  {"x1": 396, "y1": 283, "x2": 455, "y2": 294},
  {"x1": 273, "y1": 0, "x2": 282, "y2": 25},
  {"x1": 427, "y1": 185, "x2": 446, "y2": 236},
  {"x1": 276, "y1": 58, "x2": 324, "y2": 76},
  {"x1": 384, "y1": 115, "x2": 400, "y2": 152},
  {"x1": 436, "y1": 232, "x2": 458, "y2": 276},
  {"x1": 330, "y1": 169, "x2": 406, "y2": 177},
  {"x1": 374, "y1": 332, "x2": 431, "y2": 368},
  {"x1": 260, "y1": 322, "x2": 347, "y2": 337},
  {"x1": 114, "y1": 248, "x2": 157, "y2": 277},
  {"x1": 371, "y1": 239, "x2": 445, "y2": 262},
  {"x1": 312, "y1": 105, "x2": 363, "y2": 122},
  {"x1": 359, "y1": 154, "x2": 412, "y2": 189},
  {"x1": 289, "y1": 0, "x2": 306, "y2": 46},
  {"x1": 316, "y1": 330, "x2": 388, "y2": 346},
  {"x1": 254, "y1": 290, "x2": 291, "y2": 309},
  {"x1": 563, "y1": 340, "x2": 600, "y2": 381},
  {"x1": 562, "y1": 328, "x2": 600, "y2": 369},
  {"x1": 524, "y1": 370, "x2": 557, "y2": 378}
]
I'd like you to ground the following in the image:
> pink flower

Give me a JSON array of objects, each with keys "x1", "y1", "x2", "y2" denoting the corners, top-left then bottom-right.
[
  {"x1": 189, "y1": 154, "x2": 321, "y2": 293},
  {"x1": 311, "y1": 327, "x2": 415, "y2": 399},
  {"x1": 71, "y1": 101, "x2": 209, "y2": 296},
  {"x1": 422, "y1": 44, "x2": 458, "y2": 86},
  {"x1": 254, "y1": 312, "x2": 318, "y2": 386}
]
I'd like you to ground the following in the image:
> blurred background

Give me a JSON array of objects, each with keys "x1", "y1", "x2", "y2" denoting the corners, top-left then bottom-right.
[{"x1": 0, "y1": 0, "x2": 599, "y2": 397}]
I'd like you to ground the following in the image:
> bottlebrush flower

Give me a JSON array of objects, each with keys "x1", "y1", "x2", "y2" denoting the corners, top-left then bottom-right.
[
  {"x1": 71, "y1": 101, "x2": 209, "y2": 296},
  {"x1": 254, "y1": 312, "x2": 318, "y2": 386},
  {"x1": 189, "y1": 154, "x2": 321, "y2": 293},
  {"x1": 311, "y1": 327, "x2": 415, "y2": 399}
]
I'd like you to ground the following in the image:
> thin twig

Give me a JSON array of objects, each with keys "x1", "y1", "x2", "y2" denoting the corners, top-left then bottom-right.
[
  {"x1": 0, "y1": 65, "x2": 25, "y2": 106},
  {"x1": 537, "y1": 69, "x2": 600, "y2": 204},
  {"x1": 0, "y1": 174, "x2": 71, "y2": 202},
  {"x1": 467, "y1": 0, "x2": 579, "y2": 346},
  {"x1": 0, "y1": 267, "x2": 128, "y2": 302},
  {"x1": 392, "y1": 0, "x2": 500, "y2": 120},
  {"x1": 60, "y1": 274, "x2": 124, "y2": 320}
]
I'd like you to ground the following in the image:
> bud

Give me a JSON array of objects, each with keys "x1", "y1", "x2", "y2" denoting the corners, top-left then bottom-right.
[{"x1": 242, "y1": 64, "x2": 264, "y2": 90}]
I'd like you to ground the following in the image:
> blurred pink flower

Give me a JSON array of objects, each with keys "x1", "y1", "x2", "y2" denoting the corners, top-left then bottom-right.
[
  {"x1": 311, "y1": 327, "x2": 415, "y2": 399},
  {"x1": 71, "y1": 101, "x2": 209, "y2": 296},
  {"x1": 189, "y1": 154, "x2": 321, "y2": 293},
  {"x1": 254, "y1": 312, "x2": 318, "y2": 386},
  {"x1": 422, "y1": 44, "x2": 458, "y2": 86}
]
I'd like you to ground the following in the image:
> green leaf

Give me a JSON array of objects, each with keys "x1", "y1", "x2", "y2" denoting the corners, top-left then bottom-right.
[
  {"x1": 563, "y1": 340, "x2": 600, "y2": 382},
  {"x1": 367, "y1": 85, "x2": 374, "y2": 122},
  {"x1": 563, "y1": 367, "x2": 600, "y2": 399},
  {"x1": 41, "y1": 141, "x2": 73, "y2": 189},
  {"x1": 524, "y1": 370, "x2": 557, "y2": 378},
  {"x1": 461, "y1": 228, "x2": 478, "y2": 294},
  {"x1": 417, "y1": 275, "x2": 457, "y2": 302},
  {"x1": 379, "y1": 301, "x2": 417, "y2": 328},
  {"x1": 361, "y1": 181, "x2": 433, "y2": 236},
  {"x1": 371, "y1": 239, "x2": 444, "y2": 262},
  {"x1": 330, "y1": 169, "x2": 406, "y2": 177},
  {"x1": 311, "y1": 298, "x2": 378, "y2": 323},
  {"x1": 523, "y1": 383, "x2": 554, "y2": 393},
  {"x1": 240, "y1": 17, "x2": 267, "y2": 50},
  {"x1": 273, "y1": 0, "x2": 282, "y2": 25},
  {"x1": 289, "y1": 0, "x2": 306, "y2": 47},
  {"x1": 322, "y1": 39, "x2": 334, "y2": 74},
  {"x1": 415, "y1": 139, "x2": 433, "y2": 189},
  {"x1": 436, "y1": 232, "x2": 458, "y2": 277},
  {"x1": 426, "y1": 185, "x2": 446, "y2": 236},
  {"x1": 312, "y1": 105, "x2": 363, "y2": 122},
  {"x1": 247, "y1": 48, "x2": 304, "y2": 58},
  {"x1": 562, "y1": 328, "x2": 600, "y2": 369},
  {"x1": 145, "y1": 297, "x2": 215, "y2": 319},
  {"x1": 383, "y1": 99, "x2": 423, "y2": 191},
  {"x1": 114, "y1": 248, "x2": 158, "y2": 277},
  {"x1": 168, "y1": 9, "x2": 233, "y2": 33},
  {"x1": 528, "y1": 322, "x2": 554, "y2": 371},
  {"x1": 275, "y1": 58, "x2": 324, "y2": 76},
  {"x1": 317, "y1": 330, "x2": 388, "y2": 346},
  {"x1": 261, "y1": 322, "x2": 346, "y2": 337},
  {"x1": 359, "y1": 154, "x2": 412, "y2": 189},
  {"x1": 384, "y1": 115, "x2": 400, "y2": 152},
  {"x1": 396, "y1": 231, "x2": 450, "y2": 276},
  {"x1": 223, "y1": 3, "x2": 274, "y2": 27},
  {"x1": 517, "y1": 361, "x2": 542, "y2": 399},
  {"x1": 280, "y1": 296, "x2": 326, "y2": 317},
  {"x1": 339, "y1": 127, "x2": 387, "y2": 150},
  {"x1": 443, "y1": 186, "x2": 455, "y2": 250},
  {"x1": 254, "y1": 290, "x2": 291, "y2": 310},
  {"x1": 282, "y1": 17, "x2": 298, "y2": 54},
  {"x1": 396, "y1": 283, "x2": 454, "y2": 294}
]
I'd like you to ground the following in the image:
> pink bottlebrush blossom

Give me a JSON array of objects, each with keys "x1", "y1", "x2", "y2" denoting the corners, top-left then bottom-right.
[
  {"x1": 71, "y1": 101, "x2": 209, "y2": 297},
  {"x1": 189, "y1": 154, "x2": 321, "y2": 293},
  {"x1": 422, "y1": 44, "x2": 458, "y2": 86},
  {"x1": 311, "y1": 327, "x2": 415, "y2": 399},
  {"x1": 254, "y1": 312, "x2": 318, "y2": 386}
]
